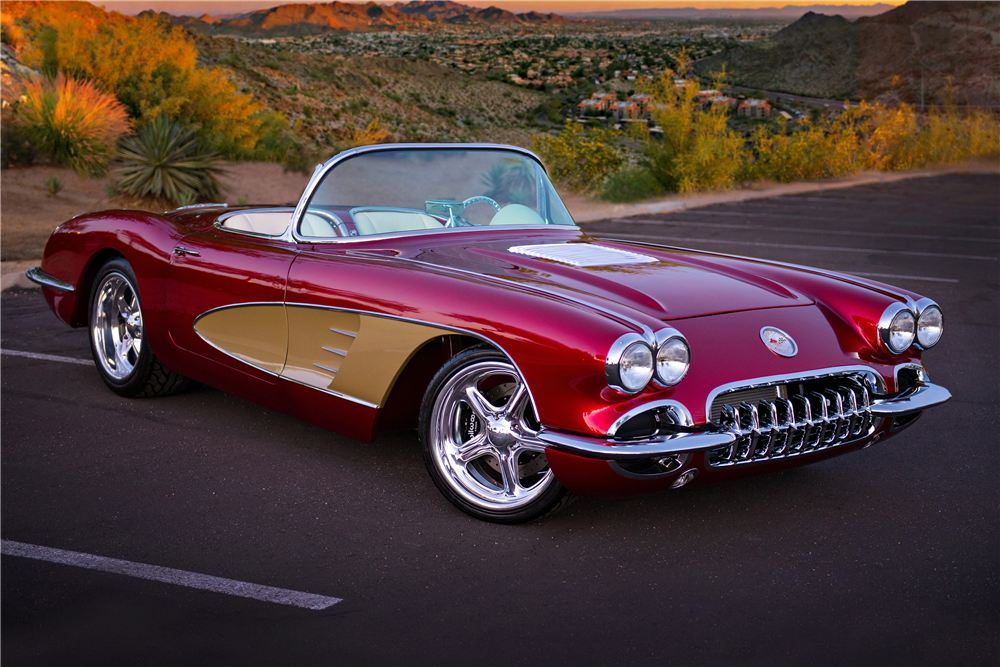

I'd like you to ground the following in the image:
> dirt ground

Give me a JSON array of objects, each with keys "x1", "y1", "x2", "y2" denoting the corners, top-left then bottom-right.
[{"x1": 0, "y1": 163, "x2": 312, "y2": 261}]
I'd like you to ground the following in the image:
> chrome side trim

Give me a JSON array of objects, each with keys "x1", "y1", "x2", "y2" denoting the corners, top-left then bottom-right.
[
  {"x1": 321, "y1": 346, "x2": 348, "y2": 357},
  {"x1": 704, "y1": 365, "x2": 886, "y2": 421},
  {"x1": 313, "y1": 363, "x2": 339, "y2": 374},
  {"x1": 26, "y1": 268, "x2": 75, "y2": 292},
  {"x1": 191, "y1": 317, "x2": 282, "y2": 380},
  {"x1": 282, "y1": 373, "x2": 378, "y2": 409},
  {"x1": 330, "y1": 328, "x2": 357, "y2": 338},
  {"x1": 174, "y1": 202, "x2": 227, "y2": 211},
  {"x1": 607, "y1": 399, "x2": 693, "y2": 437}
]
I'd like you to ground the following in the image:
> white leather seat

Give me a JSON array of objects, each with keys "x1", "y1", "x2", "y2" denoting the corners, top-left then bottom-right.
[
  {"x1": 299, "y1": 212, "x2": 338, "y2": 237},
  {"x1": 352, "y1": 210, "x2": 444, "y2": 236},
  {"x1": 222, "y1": 211, "x2": 291, "y2": 236},
  {"x1": 490, "y1": 204, "x2": 545, "y2": 226}
]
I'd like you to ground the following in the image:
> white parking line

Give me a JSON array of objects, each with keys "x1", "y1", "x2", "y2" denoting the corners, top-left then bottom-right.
[
  {"x1": 1, "y1": 540, "x2": 342, "y2": 610},
  {"x1": 597, "y1": 233, "x2": 999, "y2": 261},
  {"x1": 844, "y1": 271, "x2": 959, "y2": 284},
  {"x1": 1, "y1": 349, "x2": 94, "y2": 366},
  {"x1": 608, "y1": 218, "x2": 999, "y2": 244}
]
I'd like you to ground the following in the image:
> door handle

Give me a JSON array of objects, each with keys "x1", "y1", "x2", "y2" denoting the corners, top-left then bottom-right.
[{"x1": 173, "y1": 246, "x2": 200, "y2": 257}]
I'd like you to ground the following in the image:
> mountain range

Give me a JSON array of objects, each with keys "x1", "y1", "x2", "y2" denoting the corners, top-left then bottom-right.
[
  {"x1": 142, "y1": 1, "x2": 570, "y2": 35},
  {"x1": 572, "y1": 4, "x2": 897, "y2": 20},
  {"x1": 694, "y1": 1, "x2": 999, "y2": 107}
]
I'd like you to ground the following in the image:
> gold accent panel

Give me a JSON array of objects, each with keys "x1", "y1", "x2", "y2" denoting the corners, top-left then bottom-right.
[
  {"x1": 194, "y1": 305, "x2": 288, "y2": 375},
  {"x1": 283, "y1": 306, "x2": 450, "y2": 407}
]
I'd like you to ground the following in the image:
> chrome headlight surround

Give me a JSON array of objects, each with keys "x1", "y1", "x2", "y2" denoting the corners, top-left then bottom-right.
[
  {"x1": 878, "y1": 302, "x2": 917, "y2": 355},
  {"x1": 652, "y1": 327, "x2": 690, "y2": 387},
  {"x1": 606, "y1": 333, "x2": 655, "y2": 394},
  {"x1": 913, "y1": 297, "x2": 944, "y2": 350}
]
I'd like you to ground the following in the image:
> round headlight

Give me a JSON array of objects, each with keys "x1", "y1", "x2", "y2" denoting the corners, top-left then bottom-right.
[
  {"x1": 619, "y1": 341, "x2": 654, "y2": 392},
  {"x1": 655, "y1": 336, "x2": 690, "y2": 386},
  {"x1": 916, "y1": 304, "x2": 943, "y2": 348},
  {"x1": 879, "y1": 303, "x2": 916, "y2": 354}
]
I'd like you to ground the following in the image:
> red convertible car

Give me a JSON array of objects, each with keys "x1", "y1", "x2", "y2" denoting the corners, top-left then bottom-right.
[{"x1": 29, "y1": 144, "x2": 950, "y2": 523}]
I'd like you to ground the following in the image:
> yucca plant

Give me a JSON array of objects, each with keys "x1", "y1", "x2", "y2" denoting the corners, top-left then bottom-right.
[
  {"x1": 116, "y1": 115, "x2": 226, "y2": 206},
  {"x1": 13, "y1": 74, "x2": 131, "y2": 177}
]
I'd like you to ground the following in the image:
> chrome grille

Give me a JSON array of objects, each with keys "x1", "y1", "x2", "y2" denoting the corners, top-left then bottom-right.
[
  {"x1": 709, "y1": 385, "x2": 781, "y2": 422},
  {"x1": 707, "y1": 375, "x2": 880, "y2": 468}
]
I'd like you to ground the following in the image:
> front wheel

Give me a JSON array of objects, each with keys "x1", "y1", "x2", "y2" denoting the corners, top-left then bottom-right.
[
  {"x1": 419, "y1": 347, "x2": 570, "y2": 523},
  {"x1": 89, "y1": 257, "x2": 189, "y2": 398}
]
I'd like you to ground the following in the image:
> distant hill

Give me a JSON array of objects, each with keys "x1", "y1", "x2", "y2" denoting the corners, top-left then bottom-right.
[
  {"x1": 573, "y1": 3, "x2": 896, "y2": 20},
  {"x1": 144, "y1": 1, "x2": 570, "y2": 36},
  {"x1": 694, "y1": 1, "x2": 1000, "y2": 107}
]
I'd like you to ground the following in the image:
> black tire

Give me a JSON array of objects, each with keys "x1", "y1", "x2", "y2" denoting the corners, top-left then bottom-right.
[
  {"x1": 88, "y1": 257, "x2": 189, "y2": 398},
  {"x1": 419, "y1": 347, "x2": 571, "y2": 524}
]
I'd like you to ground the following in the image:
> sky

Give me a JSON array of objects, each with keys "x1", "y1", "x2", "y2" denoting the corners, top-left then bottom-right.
[{"x1": 95, "y1": 1, "x2": 904, "y2": 17}]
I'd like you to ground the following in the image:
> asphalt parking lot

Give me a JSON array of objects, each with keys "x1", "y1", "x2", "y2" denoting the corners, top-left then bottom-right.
[{"x1": 2, "y1": 173, "x2": 998, "y2": 666}]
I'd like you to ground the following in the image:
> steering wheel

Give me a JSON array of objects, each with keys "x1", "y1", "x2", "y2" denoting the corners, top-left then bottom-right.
[{"x1": 463, "y1": 196, "x2": 501, "y2": 212}]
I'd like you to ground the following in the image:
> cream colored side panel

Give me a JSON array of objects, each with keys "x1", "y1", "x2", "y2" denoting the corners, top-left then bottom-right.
[
  {"x1": 193, "y1": 304, "x2": 288, "y2": 375},
  {"x1": 283, "y1": 306, "x2": 450, "y2": 407}
]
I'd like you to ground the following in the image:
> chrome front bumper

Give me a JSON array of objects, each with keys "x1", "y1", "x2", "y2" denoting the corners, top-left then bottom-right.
[
  {"x1": 538, "y1": 382, "x2": 951, "y2": 461},
  {"x1": 26, "y1": 268, "x2": 75, "y2": 292}
]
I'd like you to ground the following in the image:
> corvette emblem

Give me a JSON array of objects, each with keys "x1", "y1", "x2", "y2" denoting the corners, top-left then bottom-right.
[{"x1": 760, "y1": 327, "x2": 798, "y2": 357}]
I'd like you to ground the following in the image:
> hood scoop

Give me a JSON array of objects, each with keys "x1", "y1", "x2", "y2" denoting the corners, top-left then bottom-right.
[{"x1": 509, "y1": 243, "x2": 656, "y2": 267}]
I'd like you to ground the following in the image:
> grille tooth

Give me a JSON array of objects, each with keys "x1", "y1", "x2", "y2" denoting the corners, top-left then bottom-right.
[{"x1": 707, "y1": 374, "x2": 881, "y2": 468}]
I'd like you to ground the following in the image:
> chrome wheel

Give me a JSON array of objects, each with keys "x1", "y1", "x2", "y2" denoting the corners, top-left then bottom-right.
[
  {"x1": 91, "y1": 271, "x2": 143, "y2": 380},
  {"x1": 429, "y1": 359, "x2": 555, "y2": 511}
]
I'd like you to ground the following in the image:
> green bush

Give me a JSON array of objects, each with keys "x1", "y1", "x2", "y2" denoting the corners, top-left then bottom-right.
[
  {"x1": 45, "y1": 176, "x2": 63, "y2": 196},
  {"x1": 116, "y1": 115, "x2": 225, "y2": 205},
  {"x1": 600, "y1": 166, "x2": 665, "y2": 202},
  {"x1": 13, "y1": 74, "x2": 131, "y2": 176},
  {"x1": 533, "y1": 123, "x2": 624, "y2": 195}
]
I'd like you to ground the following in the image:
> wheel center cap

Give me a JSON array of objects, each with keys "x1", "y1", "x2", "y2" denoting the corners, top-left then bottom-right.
[{"x1": 485, "y1": 417, "x2": 517, "y2": 449}]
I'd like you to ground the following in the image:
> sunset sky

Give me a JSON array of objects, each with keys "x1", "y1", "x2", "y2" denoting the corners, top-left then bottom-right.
[{"x1": 96, "y1": 0, "x2": 904, "y2": 17}]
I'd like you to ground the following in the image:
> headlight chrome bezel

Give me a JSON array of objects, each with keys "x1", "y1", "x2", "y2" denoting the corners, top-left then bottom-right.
[
  {"x1": 878, "y1": 302, "x2": 917, "y2": 355},
  {"x1": 606, "y1": 333, "x2": 655, "y2": 394},
  {"x1": 913, "y1": 297, "x2": 944, "y2": 350},
  {"x1": 607, "y1": 327, "x2": 691, "y2": 394},
  {"x1": 652, "y1": 327, "x2": 691, "y2": 387}
]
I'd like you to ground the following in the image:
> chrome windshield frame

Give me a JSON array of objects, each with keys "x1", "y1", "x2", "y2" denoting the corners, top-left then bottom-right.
[{"x1": 286, "y1": 143, "x2": 573, "y2": 244}]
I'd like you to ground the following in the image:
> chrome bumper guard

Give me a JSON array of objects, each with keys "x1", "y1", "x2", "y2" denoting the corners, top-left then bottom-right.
[
  {"x1": 538, "y1": 382, "x2": 950, "y2": 462},
  {"x1": 26, "y1": 268, "x2": 75, "y2": 292}
]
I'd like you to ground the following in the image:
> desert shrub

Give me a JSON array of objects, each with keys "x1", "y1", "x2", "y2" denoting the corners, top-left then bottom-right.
[
  {"x1": 12, "y1": 74, "x2": 131, "y2": 176},
  {"x1": 641, "y1": 69, "x2": 745, "y2": 193},
  {"x1": 342, "y1": 119, "x2": 391, "y2": 149},
  {"x1": 533, "y1": 122, "x2": 625, "y2": 194},
  {"x1": 116, "y1": 115, "x2": 225, "y2": 205},
  {"x1": 45, "y1": 176, "x2": 63, "y2": 196},
  {"x1": 10, "y1": 2, "x2": 266, "y2": 158},
  {"x1": 600, "y1": 166, "x2": 665, "y2": 202}
]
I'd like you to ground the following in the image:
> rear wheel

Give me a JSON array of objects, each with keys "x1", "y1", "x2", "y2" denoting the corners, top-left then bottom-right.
[
  {"x1": 89, "y1": 257, "x2": 188, "y2": 398},
  {"x1": 419, "y1": 347, "x2": 570, "y2": 523}
]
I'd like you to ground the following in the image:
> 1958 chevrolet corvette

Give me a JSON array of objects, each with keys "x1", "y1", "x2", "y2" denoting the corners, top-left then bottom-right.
[{"x1": 29, "y1": 143, "x2": 951, "y2": 523}]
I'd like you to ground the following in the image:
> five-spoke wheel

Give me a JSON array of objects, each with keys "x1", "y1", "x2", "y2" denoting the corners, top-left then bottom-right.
[{"x1": 420, "y1": 347, "x2": 569, "y2": 523}]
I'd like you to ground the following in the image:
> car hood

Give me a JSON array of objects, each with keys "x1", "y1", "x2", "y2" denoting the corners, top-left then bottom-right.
[{"x1": 409, "y1": 235, "x2": 814, "y2": 320}]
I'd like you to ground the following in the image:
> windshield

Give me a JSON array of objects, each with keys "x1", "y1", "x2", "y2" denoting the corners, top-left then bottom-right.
[{"x1": 298, "y1": 148, "x2": 575, "y2": 239}]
